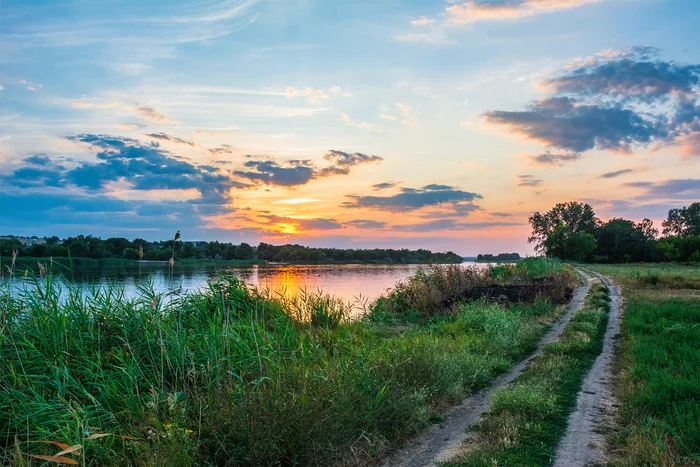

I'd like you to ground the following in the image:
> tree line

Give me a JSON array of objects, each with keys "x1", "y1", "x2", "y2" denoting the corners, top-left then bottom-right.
[
  {"x1": 476, "y1": 253, "x2": 521, "y2": 262},
  {"x1": 0, "y1": 236, "x2": 463, "y2": 264},
  {"x1": 529, "y1": 201, "x2": 700, "y2": 262}
]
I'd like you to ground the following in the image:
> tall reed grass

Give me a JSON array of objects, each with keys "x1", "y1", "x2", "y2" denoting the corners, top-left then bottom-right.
[{"x1": 0, "y1": 262, "x2": 567, "y2": 466}]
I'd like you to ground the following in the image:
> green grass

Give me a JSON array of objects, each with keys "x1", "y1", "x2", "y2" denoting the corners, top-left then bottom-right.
[
  {"x1": 0, "y1": 264, "x2": 570, "y2": 466},
  {"x1": 588, "y1": 264, "x2": 700, "y2": 466},
  {"x1": 444, "y1": 278, "x2": 610, "y2": 466}
]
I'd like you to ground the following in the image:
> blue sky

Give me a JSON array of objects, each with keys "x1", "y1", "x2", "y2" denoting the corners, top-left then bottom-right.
[{"x1": 1, "y1": 0, "x2": 699, "y2": 254}]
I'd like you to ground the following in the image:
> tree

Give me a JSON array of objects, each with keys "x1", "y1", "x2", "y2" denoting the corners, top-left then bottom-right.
[
  {"x1": 529, "y1": 202, "x2": 599, "y2": 254},
  {"x1": 595, "y1": 218, "x2": 644, "y2": 263},
  {"x1": 662, "y1": 203, "x2": 700, "y2": 237},
  {"x1": 542, "y1": 223, "x2": 596, "y2": 261}
]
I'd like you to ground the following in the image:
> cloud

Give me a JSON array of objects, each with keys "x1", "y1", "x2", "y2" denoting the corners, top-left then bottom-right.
[
  {"x1": 19, "y1": 79, "x2": 42, "y2": 91},
  {"x1": 145, "y1": 132, "x2": 195, "y2": 146},
  {"x1": 58, "y1": 134, "x2": 239, "y2": 206},
  {"x1": 491, "y1": 212, "x2": 513, "y2": 217},
  {"x1": 517, "y1": 174, "x2": 543, "y2": 187},
  {"x1": 345, "y1": 219, "x2": 386, "y2": 229},
  {"x1": 531, "y1": 151, "x2": 581, "y2": 166},
  {"x1": 396, "y1": 102, "x2": 419, "y2": 127},
  {"x1": 411, "y1": 16, "x2": 435, "y2": 26},
  {"x1": 3, "y1": 0, "x2": 261, "y2": 47},
  {"x1": 118, "y1": 123, "x2": 147, "y2": 130},
  {"x1": 235, "y1": 159, "x2": 316, "y2": 187},
  {"x1": 599, "y1": 168, "x2": 636, "y2": 179},
  {"x1": 235, "y1": 150, "x2": 382, "y2": 187},
  {"x1": 343, "y1": 184, "x2": 482, "y2": 212},
  {"x1": 342, "y1": 114, "x2": 370, "y2": 128},
  {"x1": 317, "y1": 150, "x2": 383, "y2": 176},
  {"x1": 485, "y1": 97, "x2": 662, "y2": 153},
  {"x1": 0, "y1": 84, "x2": 4, "y2": 91},
  {"x1": 136, "y1": 106, "x2": 178, "y2": 124},
  {"x1": 209, "y1": 144, "x2": 235, "y2": 156},
  {"x1": 624, "y1": 178, "x2": 700, "y2": 199},
  {"x1": 446, "y1": 0, "x2": 601, "y2": 24},
  {"x1": 285, "y1": 85, "x2": 351, "y2": 102},
  {"x1": 392, "y1": 220, "x2": 521, "y2": 232},
  {"x1": 485, "y1": 47, "x2": 700, "y2": 157},
  {"x1": 372, "y1": 182, "x2": 398, "y2": 191},
  {"x1": 380, "y1": 112, "x2": 398, "y2": 121}
]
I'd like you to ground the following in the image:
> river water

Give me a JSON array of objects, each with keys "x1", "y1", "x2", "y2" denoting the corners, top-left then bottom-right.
[{"x1": 3, "y1": 262, "x2": 485, "y2": 305}]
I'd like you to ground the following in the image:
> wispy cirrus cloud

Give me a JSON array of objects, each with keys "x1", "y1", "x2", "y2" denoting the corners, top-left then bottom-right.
[
  {"x1": 136, "y1": 106, "x2": 178, "y2": 124},
  {"x1": 2, "y1": 0, "x2": 261, "y2": 47},
  {"x1": 145, "y1": 132, "x2": 195, "y2": 146},
  {"x1": 446, "y1": 0, "x2": 602, "y2": 25},
  {"x1": 599, "y1": 168, "x2": 636, "y2": 179},
  {"x1": 516, "y1": 174, "x2": 543, "y2": 187}
]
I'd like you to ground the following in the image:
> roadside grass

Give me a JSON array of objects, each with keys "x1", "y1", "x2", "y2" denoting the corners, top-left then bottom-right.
[
  {"x1": 444, "y1": 278, "x2": 610, "y2": 466},
  {"x1": 0, "y1": 264, "x2": 570, "y2": 466},
  {"x1": 589, "y1": 264, "x2": 700, "y2": 466}
]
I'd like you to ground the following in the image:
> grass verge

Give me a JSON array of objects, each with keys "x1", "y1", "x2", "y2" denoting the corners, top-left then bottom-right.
[
  {"x1": 444, "y1": 276, "x2": 610, "y2": 466},
  {"x1": 0, "y1": 264, "x2": 572, "y2": 466},
  {"x1": 589, "y1": 264, "x2": 700, "y2": 466}
]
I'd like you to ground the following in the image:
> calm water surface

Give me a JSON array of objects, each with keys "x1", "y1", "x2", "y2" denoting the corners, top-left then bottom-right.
[{"x1": 5, "y1": 262, "x2": 484, "y2": 304}]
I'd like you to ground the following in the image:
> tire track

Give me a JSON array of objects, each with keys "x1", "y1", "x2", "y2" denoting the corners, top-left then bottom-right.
[
  {"x1": 553, "y1": 270, "x2": 622, "y2": 467},
  {"x1": 381, "y1": 270, "x2": 592, "y2": 467}
]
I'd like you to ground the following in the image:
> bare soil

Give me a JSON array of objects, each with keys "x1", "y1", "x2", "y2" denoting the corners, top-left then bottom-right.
[{"x1": 553, "y1": 270, "x2": 623, "y2": 467}]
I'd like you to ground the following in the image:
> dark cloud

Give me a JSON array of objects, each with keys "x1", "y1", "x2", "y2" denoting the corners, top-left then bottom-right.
[
  {"x1": 209, "y1": 144, "x2": 234, "y2": 156},
  {"x1": 345, "y1": 219, "x2": 386, "y2": 229},
  {"x1": 491, "y1": 212, "x2": 513, "y2": 217},
  {"x1": 485, "y1": 47, "x2": 700, "y2": 156},
  {"x1": 485, "y1": 97, "x2": 662, "y2": 153},
  {"x1": 372, "y1": 182, "x2": 398, "y2": 191},
  {"x1": 599, "y1": 168, "x2": 636, "y2": 179},
  {"x1": 546, "y1": 48, "x2": 700, "y2": 101},
  {"x1": 145, "y1": 132, "x2": 195, "y2": 146},
  {"x1": 531, "y1": 151, "x2": 581, "y2": 166},
  {"x1": 235, "y1": 160, "x2": 316, "y2": 187},
  {"x1": 517, "y1": 175, "x2": 543, "y2": 187},
  {"x1": 343, "y1": 184, "x2": 482, "y2": 212},
  {"x1": 235, "y1": 150, "x2": 383, "y2": 187},
  {"x1": 624, "y1": 178, "x2": 700, "y2": 199},
  {"x1": 25, "y1": 154, "x2": 53, "y2": 166}
]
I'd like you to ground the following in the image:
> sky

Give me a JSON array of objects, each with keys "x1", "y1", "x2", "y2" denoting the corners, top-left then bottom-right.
[{"x1": 1, "y1": 0, "x2": 699, "y2": 255}]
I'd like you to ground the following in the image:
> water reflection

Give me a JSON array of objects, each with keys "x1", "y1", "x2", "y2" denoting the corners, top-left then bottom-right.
[{"x1": 2, "y1": 262, "x2": 483, "y2": 304}]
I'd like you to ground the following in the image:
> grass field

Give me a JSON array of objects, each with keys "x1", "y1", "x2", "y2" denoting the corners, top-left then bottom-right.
[
  {"x1": 0, "y1": 261, "x2": 575, "y2": 466},
  {"x1": 588, "y1": 263, "x2": 700, "y2": 466},
  {"x1": 444, "y1": 275, "x2": 610, "y2": 466}
]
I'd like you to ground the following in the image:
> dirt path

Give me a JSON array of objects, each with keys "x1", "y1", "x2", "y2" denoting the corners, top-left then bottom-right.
[
  {"x1": 553, "y1": 270, "x2": 622, "y2": 467},
  {"x1": 381, "y1": 271, "x2": 592, "y2": 467}
]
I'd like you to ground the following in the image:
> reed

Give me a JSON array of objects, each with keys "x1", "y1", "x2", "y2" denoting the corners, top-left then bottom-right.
[{"x1": 0, "y1": 258, "x2": 569, "y2": 465}]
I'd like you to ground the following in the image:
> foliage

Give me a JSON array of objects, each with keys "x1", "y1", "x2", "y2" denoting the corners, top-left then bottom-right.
[
  {"x1": 0, "y1": 235, "x2": 463, "y2": 265},
  {"x1": 588, "y1": 264, "x2": 700, "y2": 465},
  {"x1": 528, "y1": 201, "x2": 599, "y2": 254},
  {"x1": 446, "y1": 279, "x2": 610, "y2": 466},
  {"x1": 662, "y1": 202, "x2": 700, "y2": 236},
  {"x1": 0, "y1": 273, "x2": 562, "y2": 466},
  {"x1": 476, "y1": 252, "x2": 521, "y2": 262}
]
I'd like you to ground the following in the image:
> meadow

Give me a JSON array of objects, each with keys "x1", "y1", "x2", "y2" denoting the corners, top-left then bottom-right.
[
  {"x1": 588, "y1": 263, "x2": 700, "y2": 466},
  {"x1": 0, "y1": 259, "x2": 575, "y2": 466}
]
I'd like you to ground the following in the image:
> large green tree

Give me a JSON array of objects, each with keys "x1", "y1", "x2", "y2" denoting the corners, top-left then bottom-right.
[
  {"x1": 662, "y1": 202, "x2": 700, "y2": 236},
  {"x1": 528, "y1": 202, "x2": 600, "y2": 256}
]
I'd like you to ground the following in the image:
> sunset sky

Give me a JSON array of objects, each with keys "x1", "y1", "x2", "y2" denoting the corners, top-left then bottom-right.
[{"x1": 1, "y1": 0, "x2": 699, "y2": 255}]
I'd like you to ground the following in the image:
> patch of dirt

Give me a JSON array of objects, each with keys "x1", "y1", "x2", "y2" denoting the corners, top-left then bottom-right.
[
  {"x1": 379, "y1": 272, "x2": 592, "y2": 467},
  {"x1": 553, "y1": 270, "x2": 623, "y2": 467}
]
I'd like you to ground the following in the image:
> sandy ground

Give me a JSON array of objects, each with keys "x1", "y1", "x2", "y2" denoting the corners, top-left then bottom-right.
[
  {"x1": 381, "y1": 271, "x2": 593, "y2": 467},
  {"x1": 553, "y1": 270, "x2": 622, "y2": 467}
]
